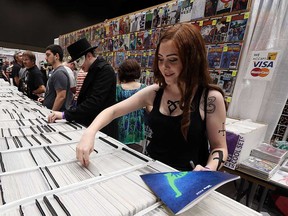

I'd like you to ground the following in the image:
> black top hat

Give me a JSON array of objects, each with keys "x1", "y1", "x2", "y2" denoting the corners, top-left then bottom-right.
[{"x1": 67, "y1": 38, "x2": 97, "y2": 63}]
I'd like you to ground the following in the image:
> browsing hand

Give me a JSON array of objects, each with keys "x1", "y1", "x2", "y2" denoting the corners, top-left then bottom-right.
[
  {"x1": 37, "y1": 97, "x2": 44, "y2": 103},
  {"x1": 76, "y1": 131, "x2": 95, "y2": 167},
  {"x1": 193, "y1": 164, "x2": 212, "y2": 171},
  {"x1": 48, "y1": 111, "x2": 62, "y2": 123}
]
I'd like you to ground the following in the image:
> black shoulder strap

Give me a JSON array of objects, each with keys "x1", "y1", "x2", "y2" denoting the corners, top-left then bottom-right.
[{"x1": 153, "y1": 88, "x2": 164, "y2": 108}]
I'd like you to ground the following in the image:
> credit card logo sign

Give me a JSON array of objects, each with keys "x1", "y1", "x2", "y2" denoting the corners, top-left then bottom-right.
[{"x1": 250, "y1": 67, "x2": 270, "y2": 77}]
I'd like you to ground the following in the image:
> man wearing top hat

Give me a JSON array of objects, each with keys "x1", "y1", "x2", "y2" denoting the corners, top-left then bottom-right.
[{"x1": 48, "y1": 38, "x2": 117, "y2": 139}]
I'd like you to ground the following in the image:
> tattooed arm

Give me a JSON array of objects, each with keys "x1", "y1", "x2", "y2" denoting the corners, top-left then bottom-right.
[{"x1": 195, "y1": 90, "x2": 228, "y2": 171}]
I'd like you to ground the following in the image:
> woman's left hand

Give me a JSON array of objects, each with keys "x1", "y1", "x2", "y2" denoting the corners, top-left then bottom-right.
[{"x1": 193, "y1": 164, "x2": 212, "y2": 171}]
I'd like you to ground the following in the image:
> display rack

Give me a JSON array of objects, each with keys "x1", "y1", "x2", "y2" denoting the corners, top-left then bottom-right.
[{"x1": 58, "y1": 0, "x2": 253, "y2": 107}]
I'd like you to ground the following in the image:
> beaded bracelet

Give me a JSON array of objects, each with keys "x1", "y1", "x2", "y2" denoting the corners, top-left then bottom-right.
[{"x1": 62, "y1": 112, "x2": 65, "y2": 119}]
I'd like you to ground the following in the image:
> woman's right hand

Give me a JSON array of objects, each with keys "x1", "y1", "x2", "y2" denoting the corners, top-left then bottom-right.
[{"x1": 76, "y1": 130, "x2": 95, "y2": 167}]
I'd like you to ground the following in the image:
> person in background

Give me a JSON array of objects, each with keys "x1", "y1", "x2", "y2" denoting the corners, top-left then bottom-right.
[
  {"x1": 11, "y1": 51, "x2": 23, "y2": 87},
  {"x1": 116, "y1": 59, "x2": 146, "y2": 152},
  {"x1": 39, "y1": 61, "x2": 49, "y2": 86},
  {"x1": 75, "y1": 24, "x2": 228, "y2": 171},
  {"x1": 21, "y1": 51, "x2": 46, "y2": 100},
  {"x1": 63, "y1": 61, "x2": 77, "y2": 94},
  {"x1": 42, "y1": 44, "x2": 73, "y2": 111},
  {"x1": 66, "y1": 61, "x2": 78, "y2": 84},
  {"x1": 1, "y1": 60, "x2": 9, "y2": 82},
  {"x1": 73, "y1": 68, "x2": 87, "y2": 106},
  {"x1": 48, "y1": 38, "x2": 117, "y2": 139}
]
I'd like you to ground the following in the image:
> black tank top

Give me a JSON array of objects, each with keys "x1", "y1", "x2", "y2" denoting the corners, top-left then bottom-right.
[{"x1": 147, "y1": 86, "x2": 209, "y2": 171}]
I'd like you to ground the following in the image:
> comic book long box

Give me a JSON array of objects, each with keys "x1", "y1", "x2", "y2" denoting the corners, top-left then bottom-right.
[{"x1": 225, "y1": 125, "x2": 268, "y2": 170}]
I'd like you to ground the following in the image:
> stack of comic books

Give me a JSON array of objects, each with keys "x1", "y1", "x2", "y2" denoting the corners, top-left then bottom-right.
[
  {"x1": 270, "y1": 158, "x2": 288, "y2": 188},
  {"x1": 250, "y1": 143, "x2": 287, "y2": 164},
  {"x1": 238, "y1": 141, "x2": 287, "y2": 181},
  {"x1": 238, "y1": 156, "x2": 279, "y2": 180}
]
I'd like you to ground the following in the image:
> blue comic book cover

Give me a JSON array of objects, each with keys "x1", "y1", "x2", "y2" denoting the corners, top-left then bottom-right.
[
  {"x1": 207, "y1": 45, "x2": 223, "y2": 69},
  {"x1": 220, "y1": 43, "x2": 242, "y2": 69},
  {"x1": 141, "y1": 171, "x2": 239, "y2": 215},
  {"x1": 226, "y1": 14, "x2": 248, "y2": 42}
]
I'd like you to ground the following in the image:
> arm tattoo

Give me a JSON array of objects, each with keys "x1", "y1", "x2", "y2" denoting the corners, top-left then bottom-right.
[
  {"x1": 212, "y1": 150, "x2": 225, "y2": 170},
  {"x1": 218, "y1": 123, "x2": 226, "y2": 136},
  {"x1": 207, "y1": 96, "x2": 216, "y2": 113}
]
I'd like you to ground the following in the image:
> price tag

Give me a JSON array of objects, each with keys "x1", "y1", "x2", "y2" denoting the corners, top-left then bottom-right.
[
  {"x1": 223, "y1": 46, "x2": 228, "y2": 52},
  {"x1": 244, "y1": 12, "x2": 250, "y2": 19},
  {"x1": 226, "y1": 15, "x2": 232, "y2": 22},
  {"x1": 232, "y1": 71, "x2": 237, "y2": 76},
  {"x1": 212, "y1": 20, "x2": 217, "y2": 25},
  {"x1": 198, "y1": 20, "x2": 203, "y2": 26},
  {"x1": 226, "y1": 97, "x2": 232, "y2": 103}
]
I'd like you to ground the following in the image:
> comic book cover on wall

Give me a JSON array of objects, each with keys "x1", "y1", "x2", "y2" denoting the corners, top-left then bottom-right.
[
  {"x1": 129, "y1": 33, "x2": 137, "y2": 50},
  {"x1": 191, "y1": 0, "x2": 206, "y2": 20},
  {"x1": 207, "y1": 44, "x2": 223, "y2": 69},
  {"x1": 135, "y1": 51, "x2": 143, "y2": 66},
  {"x1": 114, "y1": 52, "x2": 126, "y2": 68},
  {"x1": 106, "y1": 53, "x2": 114, "y2": 67},
  {"x1": 143, "y1": 30, "x2": 151, "y2": 50},
  {"x1": 118, "y1": 34, "x2": 129, "y2": 51},
  {"x1": 104, "y1": 22, "x2": 110, "y2": 38},
  {"x1": 148, "y1": 52, "x2": 155, "y2": 68},
  {"x1": 130, "y1": 14, "x2": 138, "y2": 32},
  {"x1": 205, "y1": 0, "x2": 218, "y2": 17},
  {"x1": 96, "y1": 25, "x2": 105, "y2": 41},
  {"x1": 160, "y1": 4, "x2": 170, "y2": 27},
  {"x1": 209, "y1": 70, "x2": 221, "y2": 85},
  {"x1": 213, "y1": 17, "x2": 230, "y2": 43},
  {"x1": 119, "y1": 17, "x2": 130, "y2": 35},
  {"x1": 107, "y1": 38, "x2": 114, "y2": 52},
  {"x1": 220, "y1": 43, "x2": 242, "y2": 69},
  {"x1": 110, "y1": 20, "x2": 119, "y2": 36},
  {"x1": 226, "y1": 14, "x2": 248, "y2": 42},
  {"x1": 216, "y1": 0, "x2": 233, "y2": 14},
  {"x1": 219, "y1": 70, "x2": 237, "y2": 96},
  {"x1": 95, "y1": 39, "x2": 104, "y2": 53},
  {"x1": 232, "y1": 0, "x2": 249, "y2": 12},
  {"x1": 151, "y1": 7, "x2": 163, "y2": 28},
  {"x1": 150, "y1": 28, "x2": 160, "y2": 49},
  {"x1": 141, "y1": 52, "x2": 148, "y2": 68},
  {"x1": 180, "y1": 0, "x2": 193, "y2": 23},
  {"x1": 113, "y1": 36, "x2": 120, "y2": 52},
  {"x1": 145, "y1": 11, "x2": 153, "y2": 30},
  {"x1": 167, "y1": 2, "x2": 181, "y2": 25},
  {"x1": 136, "y1": 31, "x2": 144, "y2": 50},
  {"x1": 200, "y1": 20, "x2": 216, "y2": 44}
]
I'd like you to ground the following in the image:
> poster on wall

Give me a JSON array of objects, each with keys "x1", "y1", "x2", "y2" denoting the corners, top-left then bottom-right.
[{"x1": 245, "y1": 50, "x2": 280, "y2": 81}]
